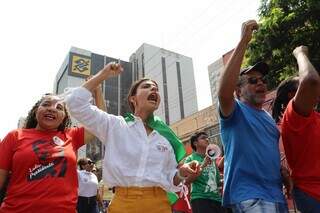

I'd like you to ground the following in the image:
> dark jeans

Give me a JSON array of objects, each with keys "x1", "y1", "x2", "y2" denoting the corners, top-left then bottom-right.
[
  {"x1": 191, "y1": 198, "x2": 229, "y2": 213},
  {"x1": 293, "y1": 187, "x2": 320, "y2": 213},
  {"x1": 77, "y1": 196, "x2": 98, "y2": 213}
]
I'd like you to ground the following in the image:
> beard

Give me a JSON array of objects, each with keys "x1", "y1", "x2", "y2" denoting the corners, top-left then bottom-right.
[{"x1": 242, "y1": 91, "x2": 266, "y2": 106}]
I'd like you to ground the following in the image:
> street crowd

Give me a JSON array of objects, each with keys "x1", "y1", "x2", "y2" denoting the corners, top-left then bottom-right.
[{"x1": 0, "y1": 20, "x2": 319, "y2": 213}]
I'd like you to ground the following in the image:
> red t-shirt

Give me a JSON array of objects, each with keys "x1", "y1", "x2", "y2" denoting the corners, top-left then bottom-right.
[
  {"x1": 281, "y1": 100, "x2": 320, "y2": 200},
  {"x1": 0, "y1": 127, "x2": 84, "y2": 213}
]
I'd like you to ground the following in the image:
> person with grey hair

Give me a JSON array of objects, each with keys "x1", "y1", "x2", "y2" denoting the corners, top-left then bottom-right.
[{"x1": 218, "y1": 19, "x2": 287, "y2": 212}]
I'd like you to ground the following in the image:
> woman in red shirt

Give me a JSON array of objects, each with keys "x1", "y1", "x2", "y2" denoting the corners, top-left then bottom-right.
[{"x1": 0, "y1": 85, "x2": 104, "y2": 213}]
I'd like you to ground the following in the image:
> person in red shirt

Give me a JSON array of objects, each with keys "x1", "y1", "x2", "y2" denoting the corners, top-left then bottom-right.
[
  {"x1": 279, "y1": 46, "x2": 320, "y2": 212},
  {"x1": 0, "y1": 85, "x2": 104, "y2": 213}
]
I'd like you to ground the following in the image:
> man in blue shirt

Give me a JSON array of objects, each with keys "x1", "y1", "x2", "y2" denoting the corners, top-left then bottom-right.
[{"x1": 217, "y1": 20, "x2": 287, "y2": 213}]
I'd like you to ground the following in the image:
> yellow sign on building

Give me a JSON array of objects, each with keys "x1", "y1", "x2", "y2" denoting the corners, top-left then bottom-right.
[{"x1": 70, "y1": 55, "x2": 91, "y2": 77}]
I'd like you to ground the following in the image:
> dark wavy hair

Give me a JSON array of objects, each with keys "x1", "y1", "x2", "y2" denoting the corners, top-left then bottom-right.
[
  {"x1": 190, "y1": 131, "x2": 208, "y2": 152},
  {"x1": 271, "y1": 77, "x2": 299, "y2": 124},
  {"x1": 24, "y1": 93, "x2": 71, "y2": 131},
  {"x1": 127, "y1": 78, "x2": 158, "y2": 113}
]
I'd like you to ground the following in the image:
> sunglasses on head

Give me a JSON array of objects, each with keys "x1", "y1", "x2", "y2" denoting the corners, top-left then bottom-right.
[{"x1": 247, "y1": 76, "x2": 267, "y2": 85}]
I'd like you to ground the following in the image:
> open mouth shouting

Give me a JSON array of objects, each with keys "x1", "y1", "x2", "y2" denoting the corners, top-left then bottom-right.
[{"x1": 147, "y1": 93, "x2": 158, "y2": 104}]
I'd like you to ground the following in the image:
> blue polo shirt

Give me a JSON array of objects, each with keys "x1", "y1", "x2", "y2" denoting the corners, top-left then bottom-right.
[{"x1": 219, "y1": 100, "x2": 285, "y2": 206}]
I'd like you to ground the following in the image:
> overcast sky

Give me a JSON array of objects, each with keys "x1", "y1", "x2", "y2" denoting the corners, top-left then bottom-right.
[{"x1": 0, "y1": 0, "x2": 259, "y2": 139}]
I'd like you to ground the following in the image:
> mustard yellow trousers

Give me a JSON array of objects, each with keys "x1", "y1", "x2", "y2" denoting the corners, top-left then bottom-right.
[{"x1": 108, "y1": 187, "x2": 171, "y2": 213}]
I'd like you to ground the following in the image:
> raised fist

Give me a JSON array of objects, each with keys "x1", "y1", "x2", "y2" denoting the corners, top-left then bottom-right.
[
  {"x1": 241, "y1": 20, "x2": 258, "y2": 43},
  {"x1": 100, "y1": 61, "x2": 124, "y2": 79},
  {"x1": 293, "y1": 46, "x2": 308, "y2": 59}
]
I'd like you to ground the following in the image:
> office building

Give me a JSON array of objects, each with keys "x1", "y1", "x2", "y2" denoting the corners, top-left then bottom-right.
[
  {"x1": 130, "y1": 43, "x2": 198, "y2": 125},
  {"x1": 208, "y1": 49, "x2": 233, "y2": 108},
  {"x1": 54, "y1": 47, "x2": 133, "y2": 160}
]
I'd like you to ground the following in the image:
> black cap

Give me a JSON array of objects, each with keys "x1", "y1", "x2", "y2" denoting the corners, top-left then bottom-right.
[{"x1": 240, "y1": 61, "x2": 269, "y2": 76}]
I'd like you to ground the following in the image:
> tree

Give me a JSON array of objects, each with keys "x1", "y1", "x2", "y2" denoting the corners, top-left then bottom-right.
[{"x1": 244, "y1": 0, "x2": 320, "y2": 88}]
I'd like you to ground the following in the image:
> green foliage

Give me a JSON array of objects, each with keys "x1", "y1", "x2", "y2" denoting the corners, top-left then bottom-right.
[{"x1": 245, "y1": 0, "x2": 320, "y2": 89}]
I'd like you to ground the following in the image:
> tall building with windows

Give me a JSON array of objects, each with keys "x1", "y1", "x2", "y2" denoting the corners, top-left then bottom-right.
[
  {"x1": 54, "y1": 47, "x2": 133, "y2": 160},
  {"x1": 208, "y1": 58, "x2": 224, "y2": 108},
  {"x1": 130, "y1": 43, "x2": 198, "y2": 125},
  {"x1": 208, "y1": 49, "x2": 234, "y2": 108},
  {"x1": 54, "y1": 47, "x2": 133, "y2": 116}
]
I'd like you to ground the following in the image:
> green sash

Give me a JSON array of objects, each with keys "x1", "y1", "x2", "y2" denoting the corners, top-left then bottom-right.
[{"x1": 124, "y1": 113, "x2": 186, "y2": 204}]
